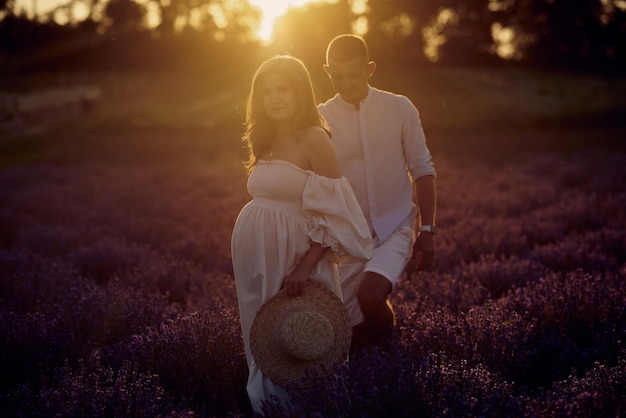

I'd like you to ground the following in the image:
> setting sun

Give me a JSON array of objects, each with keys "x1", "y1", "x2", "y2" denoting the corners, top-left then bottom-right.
[
  {"x1": 13, "y1": 0, "x2": 336, "y2": 41},
  {"x1": 248, "y1": 0, "x2": 333, "y2": 43}
]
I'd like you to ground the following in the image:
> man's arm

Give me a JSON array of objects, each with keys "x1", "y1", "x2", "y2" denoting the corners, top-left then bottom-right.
[
  {"x1": 416, "y1": 174, "x2": 436, "y2": 227},
  {"x1": 404, "y1": 174, "x2": 437, "y2": 276}
]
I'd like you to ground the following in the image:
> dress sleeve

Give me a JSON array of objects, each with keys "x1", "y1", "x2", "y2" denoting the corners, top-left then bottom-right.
[{"x1": 302, "y1": 174, "x2": 373, "y2": 262}]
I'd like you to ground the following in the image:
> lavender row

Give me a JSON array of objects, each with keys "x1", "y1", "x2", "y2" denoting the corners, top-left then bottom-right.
[{"x1": 1, "y1": 150, "x2": 624, "y2": 416}]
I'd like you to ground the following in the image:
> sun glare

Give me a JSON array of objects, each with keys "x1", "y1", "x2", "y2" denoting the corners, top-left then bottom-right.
[
  {"x1": 14, "y1": 0, "x2": 338, "y2": 43},
  {"x1": 248, "y1": 0, "x2": 328, "y2": 43}
]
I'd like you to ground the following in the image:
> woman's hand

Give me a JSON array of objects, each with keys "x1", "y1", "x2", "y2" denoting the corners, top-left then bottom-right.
[
  {"x1": 282, "y1": 264, "x2": 312, "y2": 297},
  {"x1": 281, "y1": 242, "x2": 328, "y2": 297}
]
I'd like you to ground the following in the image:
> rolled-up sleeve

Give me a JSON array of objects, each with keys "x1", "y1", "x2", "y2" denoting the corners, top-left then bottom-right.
[{"x1": 402, "y1": 97, "x2": 436, "y2": 180}]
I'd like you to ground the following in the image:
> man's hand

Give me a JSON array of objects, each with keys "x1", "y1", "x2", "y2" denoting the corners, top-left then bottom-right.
[{"x1": 403, "y1": 232, "x2": 435, "y2": 278}]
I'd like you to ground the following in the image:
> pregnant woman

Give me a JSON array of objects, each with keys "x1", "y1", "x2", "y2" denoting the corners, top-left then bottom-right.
[{"x1": 231, "y1": 55, "x2": 372, "y2": 414}]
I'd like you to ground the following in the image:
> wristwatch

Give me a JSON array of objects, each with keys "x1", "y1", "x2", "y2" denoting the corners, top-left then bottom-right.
[{"x1": 419, "y1": 224, "x2": 436, "y2": 234}]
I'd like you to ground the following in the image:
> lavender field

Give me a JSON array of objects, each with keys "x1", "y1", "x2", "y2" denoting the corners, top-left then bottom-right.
[{"x1": 1, "y1": 71, "x2": 626, "y2": 417}]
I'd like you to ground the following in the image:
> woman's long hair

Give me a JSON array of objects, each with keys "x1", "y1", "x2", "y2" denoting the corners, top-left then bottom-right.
[{"x1": 242, "y1": 55, "x2": 327, "y2": 173}]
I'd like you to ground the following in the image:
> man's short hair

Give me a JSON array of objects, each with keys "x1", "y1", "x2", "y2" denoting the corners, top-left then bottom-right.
[{"x1": 326, "y1": 34, "x2": 369, "y2": 64}]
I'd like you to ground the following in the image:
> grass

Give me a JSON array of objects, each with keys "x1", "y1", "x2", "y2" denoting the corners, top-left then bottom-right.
[
  {"x1": 373, "y1": 65, "x2": 626, "y2": 130},
  {"x1": 2, "y1": 66, "x2": 625, "y2": 167}
]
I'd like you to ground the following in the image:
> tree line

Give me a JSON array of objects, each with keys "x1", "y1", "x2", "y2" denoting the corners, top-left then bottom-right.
[{"x1": 1, "y1": 0, "x2": 625, "y2": 73}]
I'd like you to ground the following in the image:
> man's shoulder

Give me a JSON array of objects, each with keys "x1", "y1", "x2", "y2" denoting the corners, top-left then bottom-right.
[
  {"x1": 370, "y1": 87, "x2": 412, "y2": 105},
  {"x1": 368, "y1": 88, "x2": 418, "y2": 116}
]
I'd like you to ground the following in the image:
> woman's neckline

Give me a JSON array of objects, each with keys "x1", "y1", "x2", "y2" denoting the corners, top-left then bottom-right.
[
  {"x1": 258, "y1": 158, "x2": 308, "y2": 172},
  {"x1": 257, "y1": 159, "x2": 345, "y2": 181}
]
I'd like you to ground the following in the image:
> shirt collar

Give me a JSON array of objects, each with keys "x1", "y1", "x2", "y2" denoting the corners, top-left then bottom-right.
[{"x1": 335, "y1": 85, "x2": 373, "y2": 110}]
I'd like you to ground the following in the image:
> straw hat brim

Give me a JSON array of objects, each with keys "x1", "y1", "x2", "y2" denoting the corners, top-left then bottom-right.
[{"x1": 250, "y1": 281, "x2": 352, "y2": 388}]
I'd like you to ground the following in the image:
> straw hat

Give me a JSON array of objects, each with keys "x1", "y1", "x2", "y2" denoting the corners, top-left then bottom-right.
[{"x1": 250, "y1": 281, "x2": 352, "y2": 387}]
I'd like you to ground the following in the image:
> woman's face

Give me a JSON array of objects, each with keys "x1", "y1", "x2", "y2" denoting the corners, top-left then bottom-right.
[{"x1": 260, "y1": 72, "x2": 297, "y2": 124}]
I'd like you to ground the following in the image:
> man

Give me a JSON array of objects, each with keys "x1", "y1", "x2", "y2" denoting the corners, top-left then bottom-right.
[{"x1": 318, "y1": 34, "x2": 437, "y2": 350}]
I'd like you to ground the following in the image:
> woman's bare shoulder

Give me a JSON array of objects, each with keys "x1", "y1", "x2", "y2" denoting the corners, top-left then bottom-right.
[
  {"x1": 301, "y1": 125, "x2": 331, "y2": 142},
  {"x1": 301, "y1": 126, "x2": 341, "y2": 178},
  {"x1": 301, "y1": 126, "x2": 334, "y2": 156}
]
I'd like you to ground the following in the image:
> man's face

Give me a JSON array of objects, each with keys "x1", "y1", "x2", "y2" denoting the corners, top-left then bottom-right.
[{"x1": 325, "y1": 57, "x2": 375, "y2": 107}]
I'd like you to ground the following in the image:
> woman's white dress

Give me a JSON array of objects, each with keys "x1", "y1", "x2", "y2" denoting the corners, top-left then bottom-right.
[{"x1": 231, "y1": 159, "x2": 372, "y2": 413}]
